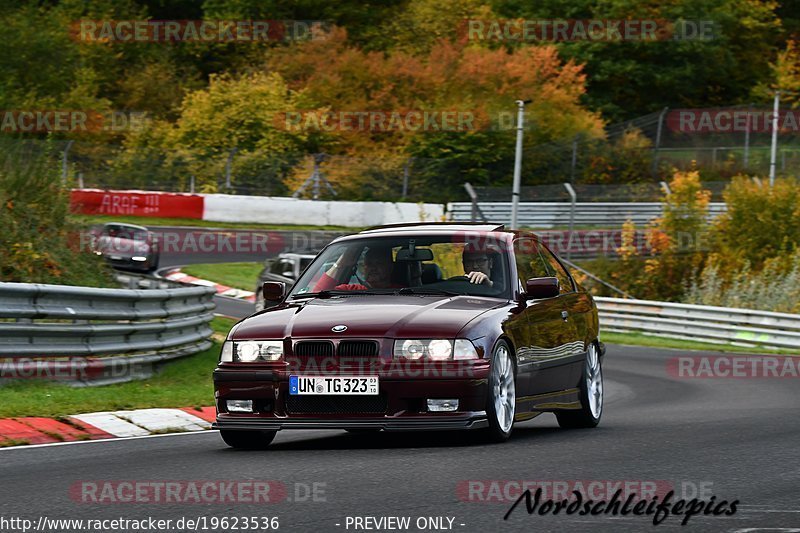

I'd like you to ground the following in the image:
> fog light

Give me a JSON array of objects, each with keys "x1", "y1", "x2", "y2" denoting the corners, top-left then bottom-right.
[
  {"x1": 226, "y1": 400, "x2": 253, "y2": 413},
  {"x1": 427, "y1": 399, "x2": 459, "y2": 412}
]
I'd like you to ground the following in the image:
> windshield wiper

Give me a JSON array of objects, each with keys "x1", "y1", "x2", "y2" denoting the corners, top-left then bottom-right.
[
  {"x1": 290, "y1": 289, "x2": 393, "y2": 299},
  {"x1": 394, "y1": 287, "x2": 460, "y2": 296},
  {"x1": 290, "y1": 290, "x2": 336, "y2": 299}
]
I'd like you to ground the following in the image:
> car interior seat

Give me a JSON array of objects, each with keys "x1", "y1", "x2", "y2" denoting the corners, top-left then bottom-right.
[{"x1": 421, "y1": 263, "x2": 444, "y2": 284}]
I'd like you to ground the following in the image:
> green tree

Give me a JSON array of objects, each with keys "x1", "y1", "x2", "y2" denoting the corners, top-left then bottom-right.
[{"x1": 491, "y1": 0, "x2": 782, "y2": 121}]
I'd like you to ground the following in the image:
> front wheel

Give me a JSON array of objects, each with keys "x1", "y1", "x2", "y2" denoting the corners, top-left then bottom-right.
[
  {"x1": 220, "y1": 429, "x2": 277, "y2": 449},
  {"x1": 484, "y1": 340, "x2": 516, "y2": 442},
  {"x1": 556, "y1": 342, "x2": 603, "y2": 429}
]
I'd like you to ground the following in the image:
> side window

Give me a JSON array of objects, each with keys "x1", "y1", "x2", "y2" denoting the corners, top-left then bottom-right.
[
  {"x1": 513, "y1": 239, "x2": 550, "y2": 286},
  {"x1": 540, "y1": 247, "x2": 575, "y2": 293}
]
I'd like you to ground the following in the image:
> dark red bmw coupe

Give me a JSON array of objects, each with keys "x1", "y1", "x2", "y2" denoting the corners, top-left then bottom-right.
[{"x1": 212, "y1": 223, "x2": 605, "y2": 448}]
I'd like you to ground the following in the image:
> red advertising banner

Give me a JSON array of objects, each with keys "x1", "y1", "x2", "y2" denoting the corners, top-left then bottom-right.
[{"x1": 70, "y1": 189, "x2": 204, "y2": 219}]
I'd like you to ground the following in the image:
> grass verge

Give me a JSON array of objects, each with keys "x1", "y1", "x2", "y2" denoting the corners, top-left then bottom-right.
[
  {"x1": 0, "y1": 317, "x2": 237, "y2": 419},
  {"x1": 602, "y1": 330, "x2": 797, "y2": 355},
  {"x1": 181, "y1": 262, "x2": 263, "y2": 291},
  {"x1": 70, "y1": 214, "x2": 355, "y2": 232}
]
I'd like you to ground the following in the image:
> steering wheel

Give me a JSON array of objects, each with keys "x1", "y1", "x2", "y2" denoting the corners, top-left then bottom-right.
[{"x1": 447, "y1": 275, "x2": 470, "y2": 281}]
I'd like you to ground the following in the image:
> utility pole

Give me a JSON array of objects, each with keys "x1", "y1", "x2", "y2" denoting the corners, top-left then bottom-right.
[{"x1": 510, "y1": 100, "x2": 530, "y2": 230}]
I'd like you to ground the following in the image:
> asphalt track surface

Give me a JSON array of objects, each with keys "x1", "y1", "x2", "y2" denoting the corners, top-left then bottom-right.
[
  {"x1": 1, "y1": 345, "x2": 797, "y2": 532},
  {"x1": 9, "y1": 227, "x2": 794, "y2": 532}
]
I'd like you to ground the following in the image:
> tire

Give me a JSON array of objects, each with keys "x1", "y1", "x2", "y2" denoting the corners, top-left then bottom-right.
[
  {"x1": 484, "y1": 340, "x2": 516, "y2": 442},
  {"x1": 556, "y1": 342, "x2": 603, "y2": 429},
  {"x1": 220, "y1": 429, "x2": 277, "y2": 449},
  {"x1": 147, "y1": 253, "x2": 159, "y2": 272}
]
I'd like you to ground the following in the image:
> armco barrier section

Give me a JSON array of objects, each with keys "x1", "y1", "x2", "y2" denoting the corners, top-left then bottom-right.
[
  {"x1": 69, "y1": 189, "x2": 445, "y2": 227},
  {"x1": 202, "y1": 194, "x2": 443, "y2": 226},
  {"x1": 596, "y1": 296, "x2": 800, "y2": 349},
  {"x1": 448, "y1": 202, "x2": 728, "y2": 227},
  {"x1": 0, "y1": 280, "x2": 216, "y2": 385}
]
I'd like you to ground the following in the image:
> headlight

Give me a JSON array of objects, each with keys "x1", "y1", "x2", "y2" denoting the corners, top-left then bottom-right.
[
  {"x1": 395, "y1": 339, "x2": 467, "y2": 360},
  {"x1": 222, "y1": 340, "x2": 284, "y2": 362},
  {"x1": 393, "y1": 339, "x2": 479, "y2": 360}
]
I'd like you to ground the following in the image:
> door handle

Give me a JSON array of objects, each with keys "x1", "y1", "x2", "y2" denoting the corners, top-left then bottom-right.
[{"x1": 561, "y1": 310, "x2": 569, "y2": 321}]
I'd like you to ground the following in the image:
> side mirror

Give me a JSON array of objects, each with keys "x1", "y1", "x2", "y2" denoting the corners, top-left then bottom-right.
[
  {"x1": 524, "y1": 277, "x2": 560, "y2": 299},
  {"x1": 262, "y1": 281, "x2": 286, "y2": 302}
]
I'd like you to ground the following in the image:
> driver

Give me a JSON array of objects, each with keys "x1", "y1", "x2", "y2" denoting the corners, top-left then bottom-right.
[
  {"x1": 462, "y1": 244, "x2": 497, "y2": 287},
  {"x1": 313, "y1": 245, "x2": 399, "y2": 291}
]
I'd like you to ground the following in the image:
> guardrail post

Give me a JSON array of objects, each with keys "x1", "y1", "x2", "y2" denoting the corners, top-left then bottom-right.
[
  {"x1": 463, "y1": 182, "x2": 488, "y2": 222},
  {"x1": 61, "y1": 140, "x2": 74, "y2": 187},
  {"x1": 660, "y1": 181, "x2": 671, "y2": 196},
  {"x1": 225, "y1": 147, "x2": 238, "y2": 190},
  {"x1": 570, "y1": 135, "x2": 578, "y2": 183},
  {"x1": 563, "y1": 182, "x2": 577, "y2": 260}
]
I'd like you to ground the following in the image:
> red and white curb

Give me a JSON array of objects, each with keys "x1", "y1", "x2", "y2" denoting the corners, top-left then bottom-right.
[
  {"x1": 0, "y1": 407, "x2": 216, "y2": 448},
  {"x1": 165, "y1": 270, "x2": 256, "y2": 302}
]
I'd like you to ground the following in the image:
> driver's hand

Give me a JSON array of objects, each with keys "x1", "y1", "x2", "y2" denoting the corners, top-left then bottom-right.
[{"x1": 466, "y1": 271, "x2": 493, "y2": 286}]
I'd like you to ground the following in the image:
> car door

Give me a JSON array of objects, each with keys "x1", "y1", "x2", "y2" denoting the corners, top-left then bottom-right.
[
  {"x1": 512, "y1": 237, "x2": 576, "y2": 397},
  {"x1": 539, "y1": 244, "x2": 589, "y2": 388}
]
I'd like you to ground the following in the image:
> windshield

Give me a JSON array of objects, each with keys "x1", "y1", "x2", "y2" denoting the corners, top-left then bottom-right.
[
  {"x1": 102, "y1": 224, "x2": 148, "y2": 241},
  {"x1": 288, "y1": 234, "x2": 511, "y2": 299}
]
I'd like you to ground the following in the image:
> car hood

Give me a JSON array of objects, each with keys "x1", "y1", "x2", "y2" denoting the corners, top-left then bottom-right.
[{"x1": 231, "y1": 294, "x2": 506, "y2": 340}]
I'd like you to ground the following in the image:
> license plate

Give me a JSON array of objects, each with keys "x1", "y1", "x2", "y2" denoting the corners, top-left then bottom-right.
[
  {"x1": 289, "y1": 376, "x2": 378, "y2": 395},
  {"x1": 109, "y1": 255, "x2": 122, "y2": 260}
]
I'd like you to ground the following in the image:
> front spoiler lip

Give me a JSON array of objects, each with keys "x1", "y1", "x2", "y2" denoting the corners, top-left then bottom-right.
[{"x1": 212, "y1": 413, "x2": 489, "y2": 432}]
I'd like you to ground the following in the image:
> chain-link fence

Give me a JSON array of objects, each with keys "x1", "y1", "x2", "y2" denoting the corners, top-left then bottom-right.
[{"x1": 2, "y1": 105, "x2": 799, "y2": 203}]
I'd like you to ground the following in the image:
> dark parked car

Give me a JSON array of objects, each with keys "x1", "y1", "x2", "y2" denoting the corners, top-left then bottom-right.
[
  {"x1": 213, "y1": 223, "x2": 604, "y2": 449},
  {"x1": 254, "y1": 253, "x2": 317, "y2": 311},
  {"x1": 92, "y1": 223, "x2": 160, "y2": 272}
]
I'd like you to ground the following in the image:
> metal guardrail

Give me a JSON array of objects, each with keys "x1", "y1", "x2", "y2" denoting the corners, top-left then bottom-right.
[
  {"x1": 596, "y1": 296, "x2": 800, "y2": 350},
  {"x1": 448, "y1": 202, "x2": 728, "y2": 227},
  {"x1": 0, "y1": 276, "x2": 217, "y2": 385}
]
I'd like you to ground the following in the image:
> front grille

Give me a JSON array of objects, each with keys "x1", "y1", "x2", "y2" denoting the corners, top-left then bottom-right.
[
  {"x1": 286, "y1": 394, "x2": 388, "y2": 414},
  {"x1": 337, "y1": 340, "x2": 379, "y2": 357},
  {"x1": 294, "y1": 341, "x2": 334, "y2": 357}
]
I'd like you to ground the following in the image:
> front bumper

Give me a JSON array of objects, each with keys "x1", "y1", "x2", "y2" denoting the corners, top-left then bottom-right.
[
  {"x1": 213, "y1": 413, "x2": 489, "y2": 432},
  {"x1": 213, "y1": 362, "x2": 491, "y2": 432}
]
